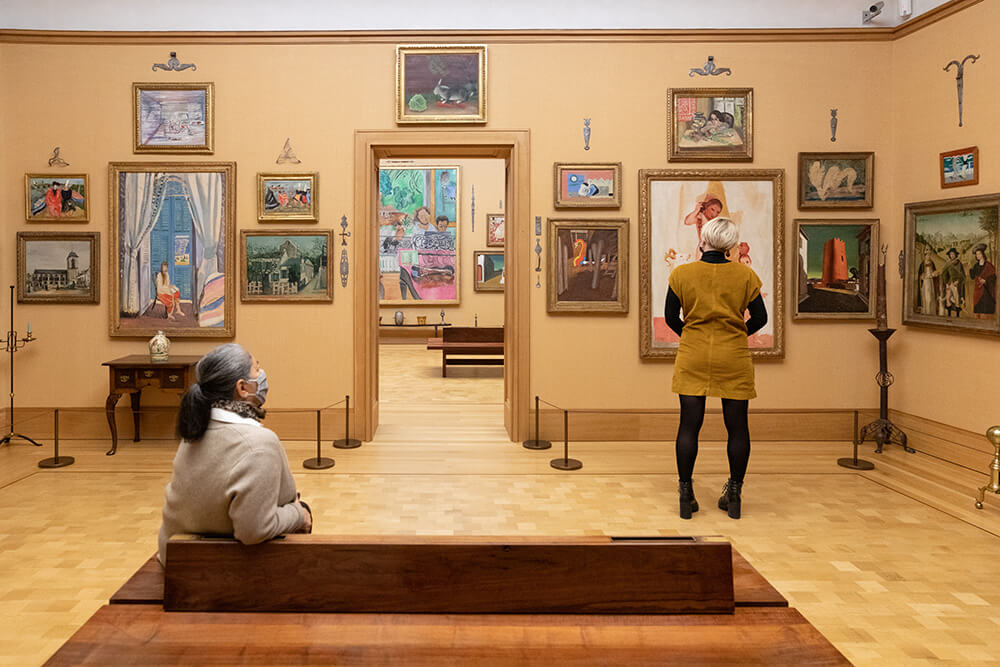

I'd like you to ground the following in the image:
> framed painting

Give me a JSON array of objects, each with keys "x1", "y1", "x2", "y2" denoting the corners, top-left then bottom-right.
[
  {"x1": 547, "y1": 219, "x2": 629, "y2": 313},
  {"x1": 109, "y1": 162, "x2": 235, "y2": 338},
  {"x1": 17, "y1": 231, "x2": 99, "y2": 304},
  {"x1": 133, "y1": 82, "x2": 214, "y2": 154},
  {"x1": 396, "y1": 44, "x2": 487, "y2": 124},
  {"x1": 25, "y1": 174, "x2": 89, "y2": 222},
  {"x1": 940, "y1": 146, "x2": 979, "y2": 189},
  {"x1": 474, "y1": 251, "x2": 505, "y2": 292},
  {"x1": 378, "y1": 165, "x2": 460, "y2": 305},
  {"x1": 241, "y1": 230, "x2": 333, "y2": 302},
  {"x1": 798, "y1": 152, "x2": 874, "y2": 209},
  {"x1": 793, "y1": 219, "x2": 879, "y2": 320},
  {"x1": 257, "y1": 173, "x2": 318, "y2": 222},
  {"x1": 553, "y1": 162, "x2": 622, "y2": 208},
  {"x1": 639, "y1": 169, "x2": 784, "y2": 358},
  {"x1": 667, "y1": 88, "x2": 753, "y2": 162},
  {"x1": 486, "y1": 213, "x2": 505, "y2": 247},
  {"x1": 902, "y1": 193, "x2": 999, "y2": 335}
]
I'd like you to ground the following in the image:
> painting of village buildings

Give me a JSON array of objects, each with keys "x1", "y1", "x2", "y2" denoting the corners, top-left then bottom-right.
[
  {"x1": 242, "y1": 232, "x2": 332, "y2": 302},
  {"x1": 17, "y1": 232, "x2": 99, "y2": 303},
  {"x1": 378, "y1": 166, "x2": 460, "y2": 305},
  {"x1": 795, "y1": 221, "x2": 876, "y2": 319}
]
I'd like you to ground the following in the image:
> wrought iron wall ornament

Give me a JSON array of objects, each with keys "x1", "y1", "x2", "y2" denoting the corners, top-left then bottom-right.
[
  {"x1": 944, "y1": 54, "x2": 980, "y2": 127},
  {"x1": 47, "y1": 147, "x2": 69, "y2": 167},
  {"x1": 275, "y1": 138, "x2": 301, "y2": 164},
  {"x1": 471, "y1": 184, "x2": 476, "y2": 232},
  {"x1": 689, "y1": 56, "x2": 731, "y2": 77},
  {"x1": 535, "y1": 215, "x2": 542, "y2": 236},
  {"x1": 583, "y1": 118, "x2": 591, "y2": 151},
  {"x1": 829, "y1": 109, "x2": 838, "y2": 142},
  {"x1": 339, "y1": 215, "x2": 351, "y2": 288},
  {"x1": 152, "y1": 51, "x2": 197, "y2": 72},
  {"x1": 535, "y1": 238, "x2": 543, "y2": 288}
]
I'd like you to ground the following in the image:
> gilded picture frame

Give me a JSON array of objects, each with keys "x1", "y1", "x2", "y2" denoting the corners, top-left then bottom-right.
[
  {"x1": 25, "y1": 173, "x2": 90, "y2": 222},
  {"x1": 109, "y1": 161, "x2": 236, "y2": 338},
  {"x1": 486, "y1": 213, "x2": 505, "y2": 247},
  {"x1": 553, "y1": 162, "x2": 622, "y2": 209},
  {"x1": 667, "y1": 88, "x2": 753, "y2": 162},
  {"x1": 793, "y1": 219, "x2": 879, "y2": 321},
  {"x1": 257, "y1": 173, "x2": 319, "y2": 222},
  {"x1": 547, "y1": 218, "x2": 629, "y2": 314},
  {"x1": 639, "y1": 168, "x2": 785, "y2": 359},
  {"x1": 17, "y1": 231, "x2": 100, "y2": 304},
  {"x1": 797, "y1": 152, "x2": 874, "y2": 209},
  {"x1": 473, "y1": 250, "x2": 505, "y2": 292},
  {"x1": 396, "y1": 44, "x2": 487, "y2": 124},
  {"x1": 241, "y1": 230, "x2": 334, "y2": 303},
  {"x1": 133, "y1": 82, "x2": 215, "y2": 154}
]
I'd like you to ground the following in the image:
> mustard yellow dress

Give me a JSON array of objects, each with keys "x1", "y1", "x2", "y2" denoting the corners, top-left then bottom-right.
[{"x1": 668, "y1": 261, "x2": 762, "y2": 399}]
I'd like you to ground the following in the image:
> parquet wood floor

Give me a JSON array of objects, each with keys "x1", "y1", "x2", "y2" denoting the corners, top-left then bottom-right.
[{"x1": 1, "y1": 344, "x2": 998, "y2": 665}]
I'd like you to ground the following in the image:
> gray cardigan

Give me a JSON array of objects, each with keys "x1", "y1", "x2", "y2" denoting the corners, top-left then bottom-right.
[{"x1": 157, "y1": 408, "x2": 305, "y2": 564}]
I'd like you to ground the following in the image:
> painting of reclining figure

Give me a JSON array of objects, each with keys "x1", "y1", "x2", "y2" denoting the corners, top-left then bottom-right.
[{"x1": 547, "y1": 219, "x2": 628, "y2": 313}]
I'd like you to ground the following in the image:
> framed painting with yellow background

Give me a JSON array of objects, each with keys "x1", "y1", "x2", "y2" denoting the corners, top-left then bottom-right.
[
  {"x1": 473, "y1": 250, "x2": 505, "y2": 292},
  {"x1": 396, "y1": 45, "x2": 486, "y2": 124},
  {"x1": 639, "y1": 168, "x2": 784, "y2": 358},
  {"x1": 133, "y1": 82, "x2": 214, "y2": 154},
  {"x1": 667, "y1": 88, "x2": 753, "y2": 162},
  {"x1": 547, "y1": 218, "x2": 629, "y2": 313},
  {"x1": 794, "y1": 219, "x2": 879, "y2": 320},
  {"x1": 553, "y1": 162, "x2": 622, "y2": 208},
  {"x1": 257, "y1": 173, "x2": 319, "y2": 222},
  {"x1": 25, "y1": 174, "x2": 89, "y2": 222}
]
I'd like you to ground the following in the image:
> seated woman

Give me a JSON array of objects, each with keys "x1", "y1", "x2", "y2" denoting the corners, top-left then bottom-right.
[{"x1": 157, "y1": 343, "x2": 311, "y2": 565}]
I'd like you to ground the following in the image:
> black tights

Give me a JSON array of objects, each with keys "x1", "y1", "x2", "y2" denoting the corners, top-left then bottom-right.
[{"x1": 675, "y1": 395, "x2": 750, "y2": 483}]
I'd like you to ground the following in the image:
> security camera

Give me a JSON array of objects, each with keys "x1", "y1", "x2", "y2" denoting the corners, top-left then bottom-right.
[{"x1": 862, "y1": 1, "x2": 885, "y2": 23}]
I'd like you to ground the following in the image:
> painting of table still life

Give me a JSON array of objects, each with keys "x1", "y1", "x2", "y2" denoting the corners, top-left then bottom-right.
[
  {"x1": 667, "y1": 88, "x2": 753, "y2": 162},
  {"x1": 547, "y1": 219, "x2": 628, "y2": 313},
  {"x1": 17, "y1": 231, "x2": 99, "y2": 304},
  {"x1": 639, "y1": 169, "x2": 784, "y2": 358},
  {"x1": 553, "y1": 163, "x2": 622, "y2": 208},
  {"x1": 109, "y1": 162, "x2": 235, "y2": 337},
  {"x1": 474, "y1": 251, "x2": 505, "y2": 292},
  {"x1": 396, "y1": 45, "x2": 486, "y2": 123},
  {"x1": 903, "y1": 193, "x2": 999, "y2": 335},
  {"x1": 798, "y1": 152, "x2": 874, "y2": 209},
  {"x1": 794, "y1": 220, "x2": 878, "y2": 320},
  {"x1": 378, "y1": 166, "x2": 460, "y2": 305},
  {"x1": 25, "y1": 174, "x2": 89, "y2": 222},
  {"x1": 242, "y1": 231, "x2": 332, "y2": 302}
]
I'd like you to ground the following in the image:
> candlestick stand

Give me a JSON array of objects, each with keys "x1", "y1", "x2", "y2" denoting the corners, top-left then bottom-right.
[
  {"x1": 858, "y1": 328, "x2": 912, "y2": 454},
  {"x1": 1, "y1": 285, "x2": 41, "y2": 448}
]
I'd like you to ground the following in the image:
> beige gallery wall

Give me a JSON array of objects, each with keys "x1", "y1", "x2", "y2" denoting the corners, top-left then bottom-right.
[{"x1": 1, "y1": 20, "x2": 987, "y2": 436}]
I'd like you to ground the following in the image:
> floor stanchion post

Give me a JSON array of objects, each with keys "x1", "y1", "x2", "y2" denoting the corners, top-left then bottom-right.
[
  {"x1": 522, "y1": 394, "x2": 552, "y2": 450},
  {"x1": 838, "y1": 408, "x2": 874, "y2": 471},
  {"x1": 303, "y1": 408, "x2": 335, "y2": 470},
  {"x1": 550, "y1": 408, "x2": 581, "y2": 471},
  {"x1": 39, "y1": 408, "x2": 74, "y2": 469},
  {"x1": 333, "y1": 394, "x2": 362, "y2": 449}
]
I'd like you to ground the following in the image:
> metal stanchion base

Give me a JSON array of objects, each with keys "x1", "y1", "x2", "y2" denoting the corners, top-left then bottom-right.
[
  {"x1": 333, "y1": 438, "x2": 362, "y2": 449},
  {"x1": 38, "y1": 456, "x2": 74, "y2": 469},
  {"x1": 303, "y1": 457, "x2": 335, "y2": 470},
  {"x1": 550, "y1": 457, "x2": 583, "y2": 471},
  {"x1": 522, "y1": 439, "x2": 552, "y2": 450},
  {"x1": 837, "y1": 457, "x2": 874, "y2": 471}
]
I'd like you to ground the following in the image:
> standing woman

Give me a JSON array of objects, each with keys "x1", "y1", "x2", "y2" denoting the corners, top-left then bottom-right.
[
  {"x1": 664, "y1": 217, "x2": 768, "y2": 520},
  {"x1": 158, "y1": 343, "x2": 311, "y2": 565}
]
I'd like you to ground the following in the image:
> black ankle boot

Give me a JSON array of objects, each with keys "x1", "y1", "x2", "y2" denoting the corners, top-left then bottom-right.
[
  {"x1": 678, "y1": 480, "x2": 699, "y2": 520},
  {"x1": 717, "y1": 479, "x2": 743, "y2": 519}
]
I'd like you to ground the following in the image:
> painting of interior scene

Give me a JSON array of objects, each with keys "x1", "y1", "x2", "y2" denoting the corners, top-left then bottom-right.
[
  {"x1": 244, "y1": 233, "x2": 330, "y2": 301},
  {"x1": 796, "y1": 223, "x2": 873, "y2": 316},
  {"x1": 675, "y1": 95, "x2": 746, "y2": 150},
  {"x1": 552, "y1": 228, "x2": 620, "y2": 303},
  {"x1": 114, "y1": 167, "x2": 230, "y2": 334},
  {"x1": 26, "y1": 176, "x2": 87, "y2": 221},
  {"x1": 137, "y1": 87, "x2": 209, "y2": 149},
  {"x1": 474, "y1": 251, "x2": 504, "y2": 291},
  {"x1": 378, "y1": 166, "x2": 459, "y2": 304}
]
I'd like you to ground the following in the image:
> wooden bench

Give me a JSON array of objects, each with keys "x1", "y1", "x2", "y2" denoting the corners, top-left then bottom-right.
[{"x1": 441, "y1": 326, "x2": 503, "y2": 377}]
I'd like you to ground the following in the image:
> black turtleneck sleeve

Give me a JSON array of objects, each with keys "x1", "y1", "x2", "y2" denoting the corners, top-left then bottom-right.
[
  {"x1": 745, "y1": 294, "x2": 767, "y2": 336},
  {"x1": 664, "y1": 287, "x2": 684, "y2": 336}
]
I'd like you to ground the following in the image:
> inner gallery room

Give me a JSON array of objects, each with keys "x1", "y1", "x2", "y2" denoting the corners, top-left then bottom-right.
[{"x1": 1, "y1": 0, "x2": 999, "y2": 664}]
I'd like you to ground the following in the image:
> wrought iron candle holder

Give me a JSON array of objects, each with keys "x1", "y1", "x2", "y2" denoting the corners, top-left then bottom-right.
[
  {"x1": 1, "y1": 285, "x2": 41, "y2": 448},
  {"x1": 975, "y1": 425, "x2": 1000, "y2": 509}
]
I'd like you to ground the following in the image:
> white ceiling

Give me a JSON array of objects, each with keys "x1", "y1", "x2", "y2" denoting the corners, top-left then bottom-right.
[{"x1": 0, "y1": 0, "x2": 954, "y2": 31}]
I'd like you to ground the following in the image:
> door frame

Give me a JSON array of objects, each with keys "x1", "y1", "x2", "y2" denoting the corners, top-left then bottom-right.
[{"x1": 353, "y1": 129, "x2": 531, "y2": 441}]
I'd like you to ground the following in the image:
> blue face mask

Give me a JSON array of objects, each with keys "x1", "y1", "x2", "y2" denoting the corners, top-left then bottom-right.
[{"x1": 246, "y1": 368, "x2": 268, "y2": 406}]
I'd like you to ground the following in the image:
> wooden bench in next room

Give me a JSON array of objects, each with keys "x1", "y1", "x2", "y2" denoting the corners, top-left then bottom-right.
[{"x1": 441, "y1": 326, "x2": 503, "y2": 377}]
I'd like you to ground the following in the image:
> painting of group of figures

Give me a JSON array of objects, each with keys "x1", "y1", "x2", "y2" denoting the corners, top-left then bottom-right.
[
  {"x1": 378, "y1": 166, "x2": 460, "y2": 305},
  {"x1": 904, "y1": 193, "x2": 999, "y2": 335}
]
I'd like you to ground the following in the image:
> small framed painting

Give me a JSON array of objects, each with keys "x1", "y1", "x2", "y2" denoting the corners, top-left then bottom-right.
[
  {"x1": 17, "y1": 231, "x2": 100, "y2": 304},
  {"x1": 667, "y1": 88, "x2": 753, "y2": 162},
  {"x1": 25, "y1": 174, "x2": 89, "y2": 222},
  {"x1": 798, "y1": 152, "x2": 874, "y2": 209},
  {"x1": 257, "y1": 173, "x2": 319, "y2": 222},
  {"x1": 793, "y1": 219, "x2": 879, "y2": 320},
  {"x1": 553, "y1": 162, "x2": 622, "y2": 208},
  {"x1": 473, "y1": 251, "x2": 505, "y2": 292},
  {"x1": 547, "y1": 218, "x2": 629, "y2": 313},
  {"x1": 396, "y1": 44, "x2": 487, "y2": 124},
  {"x1": 940, "y1": 146, "x2": 979, "y2": 189},
  {"x1": 486, "y1": 213, "x2": 505, "y2": 247},
  {"x1": 241, "y1": 230, "x2": 333, "y2": 303},
  {"x1": 133, "y1": 82, "x2": 214, "y2": 154}
]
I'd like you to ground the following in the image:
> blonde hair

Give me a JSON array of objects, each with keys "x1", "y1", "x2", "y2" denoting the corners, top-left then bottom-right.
[{"x1": 701, "y1": 217, "x2": 739, "y2": 251}]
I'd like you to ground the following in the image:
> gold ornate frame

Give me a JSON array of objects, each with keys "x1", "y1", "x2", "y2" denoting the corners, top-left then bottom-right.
[
  {"x1": 24, "y1": 173, "x2": 90, "y2": 222},
  {"x1": 473, "y1": 250, "x2": 505, "y2": 292},
  {"x1": 17, "y1": 231, "x2": 100, "y2": 304},
  {"x1": 257, "y1": 172, "x2": 319, "y2": 222},
  {"x1": 240, "y1": 230, "x2": 334, "y2": 303},
  {"x1": 395, "y1": 44, "x2": 487, "y2": 124},
  {"x1": 797, "y1": 152, "x2": 874, "y2": 209},
  {"x1": 553, "y1": 162, "x2": 623, "y2": 209},
  {"x1": 108, "y1": 161, "x2": 236, "y2": 338},
  {"x1": 792, "y1": 219, "x2": 879, "y2": 321},
  {"x1": 486, "y1": 213, "x2": 505, "y2": 247},
  {"x1": 638, "y1": 168, "x2": 785, "y2": 359},
  {"x1": 133, "y1": 82, "x2": 215, "y2": 154},
  {"x1": 667, "y1": 88, "x2": 753, "y2": 162},
  {"x1": 547, "y1": 218, "x2": 629, "y2": 314}
]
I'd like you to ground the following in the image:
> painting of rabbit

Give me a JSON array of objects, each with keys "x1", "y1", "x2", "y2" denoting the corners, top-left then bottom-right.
[
  {"x1": 396, "y1": 45, "x2": 486, "y2": 123},
  {"x1": 798, "y1": 152, "x2": 874, "y2": 209}
]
